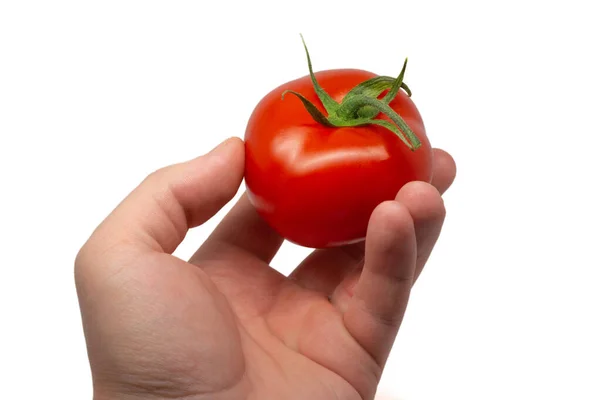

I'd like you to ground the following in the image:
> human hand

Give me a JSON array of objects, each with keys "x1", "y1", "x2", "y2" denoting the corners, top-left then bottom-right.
[{"x1": 75, "y1": 137, "x2": 456, "y2": 400}]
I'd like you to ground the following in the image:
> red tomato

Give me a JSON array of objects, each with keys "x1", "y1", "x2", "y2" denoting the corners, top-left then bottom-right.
[{"x1": 244, "y1": 59, "x2": 432, "y2": 249}]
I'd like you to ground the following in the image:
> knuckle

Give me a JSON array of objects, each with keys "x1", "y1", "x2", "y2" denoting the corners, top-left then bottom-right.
[
  {"x1": 144, "y1": 165, "x2": 172, "y2": 186},
  {"x1": 74, "y1": 242, "x2": 93, "y2": 287}
]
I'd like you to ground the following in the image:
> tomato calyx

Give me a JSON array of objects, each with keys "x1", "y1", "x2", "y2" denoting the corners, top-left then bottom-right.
[{"x1": 281, "y1": 35, "x2": 422, "y2": 151}]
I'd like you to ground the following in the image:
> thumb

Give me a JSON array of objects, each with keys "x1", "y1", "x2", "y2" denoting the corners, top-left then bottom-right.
[{"x1": 81, "y1": 137, "x2": 244, "y2": 256}]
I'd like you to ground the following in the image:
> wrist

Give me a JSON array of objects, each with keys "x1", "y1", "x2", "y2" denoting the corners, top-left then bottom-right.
[
  {"x1": 93, "y1": 386, "x2": 232, "y2": 400},
  {"x1": 93, "y1": 387, "x2": 204, "y2": 400}
]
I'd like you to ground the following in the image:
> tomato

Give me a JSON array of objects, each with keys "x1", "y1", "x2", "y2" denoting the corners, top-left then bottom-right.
[{"x1": 244, "y1": 39, "x2": 433, "y2": 249}]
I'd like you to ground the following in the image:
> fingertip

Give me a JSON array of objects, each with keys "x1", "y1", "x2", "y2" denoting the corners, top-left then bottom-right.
[
  {"x1": 432, "y1": 148, "x2": 457, "y2": 194},
  {"x1": 200, "y1": 137, "x2": 245, "y2": 177},
  {"x1": 396, "y1": 181, "x2": 446, "y2": 222},
  {"x1": 223, "y1": 136, "x2": 245, "y2": 153},
  {"x1": 367, "y1": 201, "x2": 416, "y2": 251},
  {"x1": 203, "y1": 136, "x2": 245, "y2": 165},
  {"x1": 221, "y1": 137, "x2": 245, "y2": 175}
]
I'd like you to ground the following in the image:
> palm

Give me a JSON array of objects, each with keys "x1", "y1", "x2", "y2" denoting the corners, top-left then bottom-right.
[
  {"x1": 83, "y1": 234, "x2": 370, "y2": 399},
  {"x1": 188, "y1": 247, "x2": 369, "y2": 400},
  {"x1": 116, "y1": 241, "x2": 372, "y2": 399}
]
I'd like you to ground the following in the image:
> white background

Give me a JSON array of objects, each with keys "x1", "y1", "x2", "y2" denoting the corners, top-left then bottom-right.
[{"x1": 1, "y1": 1, "x2": 599, "y2": 399}]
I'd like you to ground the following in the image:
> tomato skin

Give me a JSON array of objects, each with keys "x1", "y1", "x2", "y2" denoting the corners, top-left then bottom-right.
[{"x1": 244, "y1": 69, "x2": 433, "y2": 249}]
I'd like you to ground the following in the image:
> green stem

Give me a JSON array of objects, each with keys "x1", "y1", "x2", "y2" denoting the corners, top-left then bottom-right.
[
  {"x1": 282, "y1": 90, "x2": 334, "y2": 127},
  {"x1": 333, "y1": 95, "x2": 420, "y2": 150},
  {"x1": 300, "y1": 34, "x2": 339, "y2": 115},
  {"x1": 281, "y1": 34, "x2": 421, "y2": 151}
]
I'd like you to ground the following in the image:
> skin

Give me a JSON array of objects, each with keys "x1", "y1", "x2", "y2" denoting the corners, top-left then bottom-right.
[
  {"x1": 75, "y1": 137, "x2": 456, "y2": 400},
  {"x1": 245, "y1": 69, "x2": 433, "y2": 248}
]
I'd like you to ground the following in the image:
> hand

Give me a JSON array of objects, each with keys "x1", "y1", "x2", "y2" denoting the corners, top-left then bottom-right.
[{"x1": 75, "y1": 137, "x2": 456, "y2": 400}]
